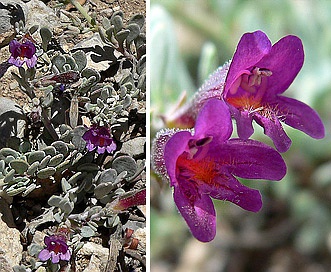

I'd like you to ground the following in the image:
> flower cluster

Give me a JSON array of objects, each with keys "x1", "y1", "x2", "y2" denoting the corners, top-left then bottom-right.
[
  {"x1": 8, "y1": 39, "x2": 37, "y2": 68},
  {"x1": 38, "y1": 234, "x2": 71, "y2": 264},
  {"x1": 152, "y1": 30, "x2": 325, "y2": 242},
  {"x1": 82, "y1": 124, "x2": 117, "y2": 154}
]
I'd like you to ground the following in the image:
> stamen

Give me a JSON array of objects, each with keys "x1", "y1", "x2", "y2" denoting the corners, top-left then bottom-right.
[
  {"x1": 248, "y1": 67, "x2": 272, "y2": 87},
  {"x1": 249, "y1": 106, "x2": 264, "y2": 114},
  {"x1": 226, "y1": 67, "x2": 273, "y2": 110}
]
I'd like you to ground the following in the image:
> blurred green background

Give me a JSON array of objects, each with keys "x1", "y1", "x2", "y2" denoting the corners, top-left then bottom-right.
[{"x1": 150, "y1": 0, "x2": 331, "y2": 271}]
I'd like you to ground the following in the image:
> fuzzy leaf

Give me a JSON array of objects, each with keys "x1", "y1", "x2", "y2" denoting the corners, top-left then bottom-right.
[
  {"x1": 128, "y1": 14, "x2": 145, "y2": 29},
  {"x1": 72, "y1": 50, "x2": 87, "y2": 71},
  {"x1": 52, "y1": 55, "x2": 66, "y2": 73},
  {"x1": 81, "y1": 225, "x2": 96, "y2": 238},
  {"x1": 126, "y1": 23, "x2": 141, "y2": 45},
  {"x1": 111, "y1": 15, "x2": 123, "y2": 33},
  {"x1": 48, "y1": 195, "x2": 62, "y2": 207},
  {"x1": 112, "y1": 156, "x2": 137, "y2": 179},
  {"x1": 40, "y1": 27, "x2": 53, "y2": 51}
]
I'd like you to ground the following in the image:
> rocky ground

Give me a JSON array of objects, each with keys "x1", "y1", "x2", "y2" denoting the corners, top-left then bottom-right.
[
  {"x1": 0, "y1": 0, "x2": 146, "y2": 271},
  {"x1": 0, "y1": 0, "x2": 145, "y2": 105}
]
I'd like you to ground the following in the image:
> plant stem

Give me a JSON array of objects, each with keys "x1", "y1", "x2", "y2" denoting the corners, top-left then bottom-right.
[{"x1": 70, "y1": 0, "x2": 97, "y2": 29}]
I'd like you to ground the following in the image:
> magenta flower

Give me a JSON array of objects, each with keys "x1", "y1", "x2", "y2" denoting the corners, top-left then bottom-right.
[
  {"x1": 153, "y1": 99, "x2": 286, "y2": 242},
  {"x1": 223, "y1": 30, "x2": 325, "y2": 152},
  {"x1": 8, "y1": 39, "x2": 37, "y2": 68},
  {"x1": 38, "y1": 235, "x2": 71, "y2": 263},
  {"x1": 82, "y1": 124, "x2": 116, "y2": 154}
]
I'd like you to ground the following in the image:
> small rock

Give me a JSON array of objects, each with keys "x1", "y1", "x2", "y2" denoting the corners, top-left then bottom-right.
[
  {"x1": 138, "y1": 204, "x2": 146, "y2": 217},
  {"x1": 9, "y1": 81, "x2": 18, "y2": 90},
  {"x1": 0, "y1": 250, "x2": 12, "y2": 272},
  {"x1": 76, "y1": 242, "x2": 109, "y2": 272},
  {"x1": 0, "y1": 216, "x2": 23, "y2": 266},
  {"x1": 25, "y1": 0, "x2": 60, "y2": 31},
  {"x1": 100, "y1": 8, "x2": 114, "y2": 18}
]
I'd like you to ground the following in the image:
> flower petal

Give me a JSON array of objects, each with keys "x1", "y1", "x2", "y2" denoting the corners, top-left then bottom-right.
[
  {"x1": 164, "y1": 131, "x2": 192, "y2": 186},
  {"x1": 194, "y1": 98, "x2": 232, "y2": 142},
  {"x1": 86, "y1": 142, "x2": 95, "y2": 151},
  {"x1": 60, "y1": 250, "x2": 72, "y2": 261},
  {"x1": 257, "y1": 35, "x2": 304, "y2": 97},
  {"x1": 210, "y1": 175, "x2": 262, "y2": 212},
  {"x1": 106, "y1": 142, "x2": 117, "y2": 153},
  {"x1": 254, "y1": 113, "x2": 292, "y2": 152},
  {"x1": 211, "y1": 138, "x2": 287, "y2": 180},
  {"x1": 8, "y1": 56, "x2": 24, "y2": 67},
  {"x1": 23, "y1": 40, "x2": 36, "y2": 57},
  {"x1": 44, "y1": 235, "x2": 51, "y2": 245},
  {"x1": 275, "y1": 96, "x2": 325, "y2": 139},
  {"x1": 9, "y1": 40, "x2": 21, "y2": 58},
  {"x1": 225, "y1": 31, "x2": 272, "y2": 97},
  {"x1": 230, "y1": 106, "x2": 254, "y2": 139},
  {"x1": 51, "y1": 252, "x2": 60, "y2": 264},
  {"x1": 82, "y1": 125, "x2": 116, "y2": 154},
  {"x1": 38, "y1": 249, "x2": 51, "y2": 261},
  {"x1": 97, "y1": 146, "x2": 106, "y2": 154},
  {"x1": 26, "y1": 54, "x2": 37, "y2": 68},
  {"x1": 173, "y1": 184, "x2": 216, "y2": 242}
]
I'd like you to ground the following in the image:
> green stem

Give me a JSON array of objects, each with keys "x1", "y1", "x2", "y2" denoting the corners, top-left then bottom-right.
[{"x1": 70, "y1": 0, "x2": 97, "y2": 29}]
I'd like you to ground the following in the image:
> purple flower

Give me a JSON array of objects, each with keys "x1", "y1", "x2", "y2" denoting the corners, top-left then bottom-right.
[
  {"x1": 153, "y1": 99, "x2": 286, "y2": 242},
  {"x1": 8, "y1": 39, "x2": 37, "y2": 68},
  {"x1": 38, "y1": 235, "x2": 71, "y2": 263},
  {"x1": 82, "y1": 124, "x2": 116, "y2": 154},
  {"x1": 223, "y1": 30, "x2": 325, "y2": 152}
]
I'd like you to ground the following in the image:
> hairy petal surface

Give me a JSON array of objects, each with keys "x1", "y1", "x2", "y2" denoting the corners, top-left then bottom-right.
[
  {"x1": 173, "y1": 184, "x2": 216, "y2": 242},
  {"x1": 212, "y1": 139, "x2": 287, "y2": 180},
  {"x1": 210, "y1": 175, "x2": 262, "y2": 212},
  {"x1": 275, "y1": 96, "x2": 325, "y2": 139},
  {"x1": 164, "y1": 63, "x2": 230, "y2": 129},
  {"x1": 254, "y1": 113, "x2": 292, "y2": 152}
]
